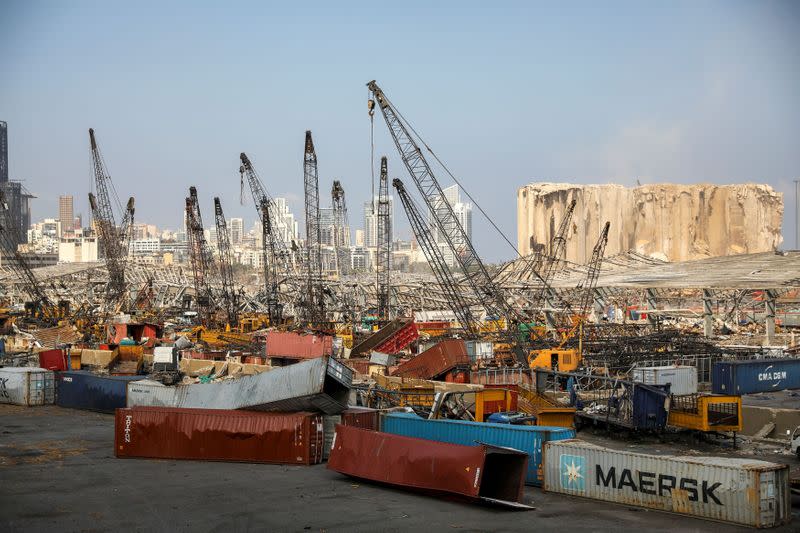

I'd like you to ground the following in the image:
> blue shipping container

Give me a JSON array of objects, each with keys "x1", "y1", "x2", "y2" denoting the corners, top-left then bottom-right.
[
  {"x1": 631, "y1": 383, "x2": 670, "y2": 430},
  {"x1": 712, "y1": 359, "x2": 800, "y2": 395},
  {"x1": 381, "y1": 412, "x2": 575, "y2": 485},
  {"x1": 56, "y1": 371, "x2": 145, "y2": 413}
]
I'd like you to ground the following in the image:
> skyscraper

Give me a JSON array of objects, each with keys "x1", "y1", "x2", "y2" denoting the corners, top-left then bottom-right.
[
  {"x1": 0, "y1": 122, "x2": 32, "y2": 250},
  {"x1": 59, "y1": 195, "x2": 74, "y2": 234},
  {"x1": 0, "y1": 121, "x2": 7, "y2": 183},
  {"x1": 430, "y1": 184, "x2": 472, "y2": 266},
  {"x1": 363, "y1": 196, "x2": 393, "y2": 248},
  {"x1": 229, "y1": 217, "x2": 244, "y2": 246}
]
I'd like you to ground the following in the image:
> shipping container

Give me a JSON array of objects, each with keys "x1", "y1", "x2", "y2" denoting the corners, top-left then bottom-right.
[
  {"x1": 632, "y1": 365, "x2": 698, "y2": 395},
  {"x1": 56, "y1": 371, "x2": 145, "y2": 413},
  {"x1": 351, "y1": 318, "x2": 416, "y2": 356},
  {"x1": 381, "y1": 412, "x2": 574, "y2": 486},
  {"x1": 323, "y1": 407, "x2": 380, "y2": 460},
  {"x1": 373, "y1": 320, "x2": 418, "y2": 354},
  {"x1": 0, "y1": 367, "x2": 54, "y2": 405},
  {"x1": 115, "y1": 408, "x2": 324, "y2": 464},
  {"x1": 465, "y1": 340, "x2": 494, "y2": 362},
  {"x1": 713, "y1": 358, "x2": 800, "y2": 394},
  {"x1": 631, "y1": 383, "x2": 671, "y2": 430},
  {"x1": 327, "y1": 424, "x2": 531, "y2": 508},
  {"x1": 369, "y1": 351, "x2": 396, "y2": 367},
  {"x1": 38, "y1": 348, "x2": 67, "y2": 371},
  {"x1": 127, "y1": 356, "x2": 352, "y2": 414},
  {"x1": 264, "y1": 331, "x2": 333, "y2": 360},
  {"x1": 392, "y1": 339, "x2": 469, "y2": 380},
  {"x1": 543, "y1": 440, "x2": 790, "y2": 528}
]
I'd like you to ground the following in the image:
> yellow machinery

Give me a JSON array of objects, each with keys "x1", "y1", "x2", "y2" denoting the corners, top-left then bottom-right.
[
  {"x1": 668, "y1": 394, "x2": 743, "y2": 432},
  {"x1": 528, "y1": 348, "x2": 581, "y2": 372},
  {"x1": 517, "y1": 384, "x2": 576, "y2": 428}
]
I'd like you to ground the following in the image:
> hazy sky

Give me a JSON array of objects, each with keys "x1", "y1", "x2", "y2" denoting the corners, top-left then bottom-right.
[{"x1": 1, "y1": 1, "x2": 798, "y2": 261}]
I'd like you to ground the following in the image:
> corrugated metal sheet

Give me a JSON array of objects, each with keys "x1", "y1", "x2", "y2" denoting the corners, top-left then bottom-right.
[
  {"x1": 351, "y1": 318, "x2": 415, "y2": 356},
  {"x1": 56, "y1": 371, "x2": 145, "y2": 413},
  {"x1": 392, "y1": 339, "x2": 469, "y2": 380},
  {"x1": 127, "y1": 356, "x2": 352, "y2": 414},
  {"x1": 115, "y1": 408, "x2": 324, "y2": 464},
  {"x1": 327, "y1": 424, "x2": 531, "y2": 508},
  {"x1": 713, "y1": 358, "x2": 800, "y2": 394},
  {"x1": 543, "y1": 440, "x2": 791, "y2": 528},
  {"x1": 633, "y1": 366, "x2": 698, "y2": 395},
  {"x1": 30, "y1": 324, "x2": 81, "y2": 348},
  {"x1": 264, "y1": 331, "x2": 333, "y2": 360},
  {"x1": 381, "y1": 412, "x2": 574, "y2": 486},
  {"x1": 0, "y1": 367, "x2": 54, "y2": 406}
]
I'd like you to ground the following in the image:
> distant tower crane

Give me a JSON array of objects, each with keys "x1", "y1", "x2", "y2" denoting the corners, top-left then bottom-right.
[
  {"x1": 260, "y1": 198, "x2": 282, "y2": 324},
  {"x1": 213, "y1": 197, "x2": 239, "y2": 327},
  {"x1": 376, "y1": 156, "x2": 392, "y2": 320},
  {"x1": 88, "y1": 128, "x2": 134, "y2": 311},
  {"x1": 302, "y1": 131, "x2": 325, "y2": 324},
  {"x1": 331, "y1": 180, "x2": 350, "y2": 277},
  {"x1": 185, "y1": 187, "x2": 214, "y2": 325}
]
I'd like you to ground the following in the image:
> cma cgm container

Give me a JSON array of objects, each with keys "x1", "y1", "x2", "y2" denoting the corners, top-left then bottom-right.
[
  {"x1": 56, "y1": 371, "x2": 145, "y2": 413},
  {"x1": 115, "y1": 408, "x2": 324, "y2": 465},
  {"x1": 0, "y1": 367, "x2": 54, "y2": 406},
  {"x1": 381, "y1": 412, "x2": 574, "y2": 486},
  {"x1": 543, "y1": 440, "x2": 790, "y2": 528},
  {"x1": 712, "y1": 358, "x2": 800, "y2": 395}
]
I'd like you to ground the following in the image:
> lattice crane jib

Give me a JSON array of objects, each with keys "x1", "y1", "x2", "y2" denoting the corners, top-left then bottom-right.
[
  {"x1": 213, "y1": 197, "x2": 238, "y2": 327},
  {"x1": 376, "y1": 156, "x2": 392, "y2": 320},
  {"x1": 185, "y1": 187, "x2": 213, "y2": 325},
  {"x1": 260, "y1": 198, "x2": 282, "y2": 324},
  {"x1": 302, "y1": 131, "x2": 325, "y2": 324}
]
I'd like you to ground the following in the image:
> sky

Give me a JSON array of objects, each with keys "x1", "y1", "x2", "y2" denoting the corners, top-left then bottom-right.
[{"x1": 1, "y1": 0, "x2": 799, "y2": 261}]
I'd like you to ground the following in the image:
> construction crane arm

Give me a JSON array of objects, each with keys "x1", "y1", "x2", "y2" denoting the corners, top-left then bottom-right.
[{"x1": 214, "y1": 197, "x2": 239, "y2": 327}]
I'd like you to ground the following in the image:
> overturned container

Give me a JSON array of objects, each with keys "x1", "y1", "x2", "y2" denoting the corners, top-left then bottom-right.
[
  {"x1": 381, "y1": 412, "x2": 574, "y2": 486},
  {"x1": 56, "y1": 371, "x2": 146, "y2": 413},
  {"x1": 322, "y1": 407, "x2": 380, "y2": 460},
  {"x1": 543, "y1": 439, "x2": 790, "y2": 528},
  {"x1": 115, "y1": 407, "x2": 324, "y2": 464},
  {"x1": 0, "y1": 367, "x2": 54, "y2": 406},
  {"x1": 126, "y1": 356, "x2": 352, "y2": 414},
  {"x1": 327, "y1": 424, "x2": 531, "y2": 508}
]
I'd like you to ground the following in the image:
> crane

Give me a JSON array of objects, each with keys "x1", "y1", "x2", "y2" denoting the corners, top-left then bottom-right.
[
  {"x1": 529, "y1": 221, "x2": 611, "y2": 372},
  {"x1": 185, "y1": 187, "x2": 214, "y2": 325},
  {"x1": 0, "y1": 191, "x2": 58, "y2": 324},
  {"x1": 393, "y1": 178, "x2": 479, "y2": 334},
  {"x1": 213, "y1": 197, "x2": 239, "y2": 327},
  {"x1": 260, "y1": 198, "x2": 282, "y2": 324},
  {"x1": 376, "y1": 156, "x2": 392, "y2": 321},
  {"x1": 302, "y1": 130, "x2": 325, "y2": 324},
  {"x1": 331, "y1": 180, "x2": 350, "y2": 277},
  {"x1": 88, "y1": 128, "x2": 134, "y2": 311},
  {"x1": 367, "y1": 80, "x2": 520, "y2": 329},
  {"x1": 239, "y1": 152, "x2": 296, "y2": 276}
]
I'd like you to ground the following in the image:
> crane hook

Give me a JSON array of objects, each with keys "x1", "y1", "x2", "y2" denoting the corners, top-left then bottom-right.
[{"x1": 367, "y1": 98, "x2": 375, "y2": 117}]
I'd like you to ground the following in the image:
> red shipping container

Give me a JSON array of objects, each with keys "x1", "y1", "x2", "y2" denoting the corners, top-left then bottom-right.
[
  {"x1": 341, "y1": 358, "x2": 371, "y2": 376},
  {"x1": 374, "y1": 321, "x2": 419, "y2": 354},
  {"x1": 327, "y1": 425, "x2": 530, "y2": 507},
  {"x1": 115, "y1": 407, "x2": 324, "y2": 465},
  {"x1": 265, "y1": 331, "x2": 333, "y2": 360},
  {"x1": 38, "y1": 348, "x2": 67, "y2": 371},
  {"x1": 392, "y1": 339, "x2": 469, "y2": 380},
  {"x1": 340, "y1": 407, "x2": 379, "y2": 431}
]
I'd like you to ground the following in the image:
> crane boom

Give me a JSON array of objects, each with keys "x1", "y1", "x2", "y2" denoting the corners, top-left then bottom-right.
[
  {"x1": 331, "y1": 180, "x2": 350, "y2": 277},
  {"x1": 302, "y1": 130, "x2": 325, "y2": 324},
  {"x1": 577, "y1": 221, "x2": 611, "y2": 320},
  {"x1": 213, "y1": 197, "x2": 238, "y2": 327},
  {"x1": 88, "y1": 128, "x2": 130, "y2": 310},
  {"x1": 393, "y1": 178, "x2": 479, "y2": 334},
  {"x1": 185, "y1": 187, "x2": 213, "y2": 325},
  {"x1": 260, "y1": 198, "x2": 282, "y2": 324},
  {"x1": 376, "y1": 156, "x2": 392, "y2": 320},
  {"x1": 367, "y1": 80, "x2": 516, "y2": 325}
]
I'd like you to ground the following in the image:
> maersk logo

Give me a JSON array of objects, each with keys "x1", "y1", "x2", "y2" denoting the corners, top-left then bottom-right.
[{"x1": 560, "y1": 454, "x2": 585, "y2": 492}]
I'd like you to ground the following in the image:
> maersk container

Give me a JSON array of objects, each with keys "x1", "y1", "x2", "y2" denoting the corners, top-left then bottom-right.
[
  {"x1": 632, "y1": 365, "x2": 697, "y2": 395},
  {"x1": 0, "y1": 367, "x2": 54, "y2": 406},
  {"x1": 381, "y1": 411, "x2": 574, "y2": 486},
  {"x1": 56, "y1": 371, "x2": 145, "y2": 413},
  {"x1": 543, "y1": 439, "x2": 790, "y2": 528},
  {"x1": 712, "y1": 358, "x2": 800, "y2": 395}
]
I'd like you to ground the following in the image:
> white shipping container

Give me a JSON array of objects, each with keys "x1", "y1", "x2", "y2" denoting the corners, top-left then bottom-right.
[
  {"x1": 632, "y1": 365, "x2": 697, "y2": 395},
  {"x1": 543, "y1": 440, "x2": 790, "y2": 528},
  {"x1": 0, "y1": 367, "x2": 55, "y2": 406}
]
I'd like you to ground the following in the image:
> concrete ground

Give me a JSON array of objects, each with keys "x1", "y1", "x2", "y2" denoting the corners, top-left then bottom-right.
[{"x1": 1, "y1": 405, "x2": 798, "y2": 532}]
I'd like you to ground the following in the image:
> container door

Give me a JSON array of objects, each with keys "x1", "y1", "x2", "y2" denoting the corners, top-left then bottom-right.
[
  {"x1": 44, "y1": 372, "x2": 55, "y2": 404},
  {"x1": 759, "y1": 471, "x2": 776, "y2": 527},
  {"x1": 29, "y1": 372, "x2": 44, "y2": 405}
]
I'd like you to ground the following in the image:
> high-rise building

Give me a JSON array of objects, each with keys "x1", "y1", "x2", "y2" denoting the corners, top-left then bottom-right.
[
  {"x1": 229, "y1": 217, "x2": 244, "y2": 246},
  {"x1": 58, "y1": 195, "x2": 74, "y2": 234},
  {"x1": 363, "y1": 196, "x2": 393, "y2": 248},
  {"x1": 0, "y1": 122, "x2": 33, "y2": 255},
  {"x1": 271, "y1": 198, "x2": 299, "y2": 245}
]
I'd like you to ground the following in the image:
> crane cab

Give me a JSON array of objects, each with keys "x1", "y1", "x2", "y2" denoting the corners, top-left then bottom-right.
[{"x1": 528, "y1": 348, "x2": 580, "y2": 372}]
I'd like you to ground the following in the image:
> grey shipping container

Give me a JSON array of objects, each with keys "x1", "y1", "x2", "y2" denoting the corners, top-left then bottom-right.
[
  {"x1": 543, "y1": 439, "x2": 790, "y2": 528},
  {"x1": 0, "y1": 367, "x2": 54, "y2": 406},
  {"x1": 713, "y1": 358, "x2": 800, "y2": 394},
  {"x1": 632, "y1": 365, "x2": 697, "y2": 395},
  {"x1": 127, "y1": 356, "x2": 352, "y2": 414}
]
